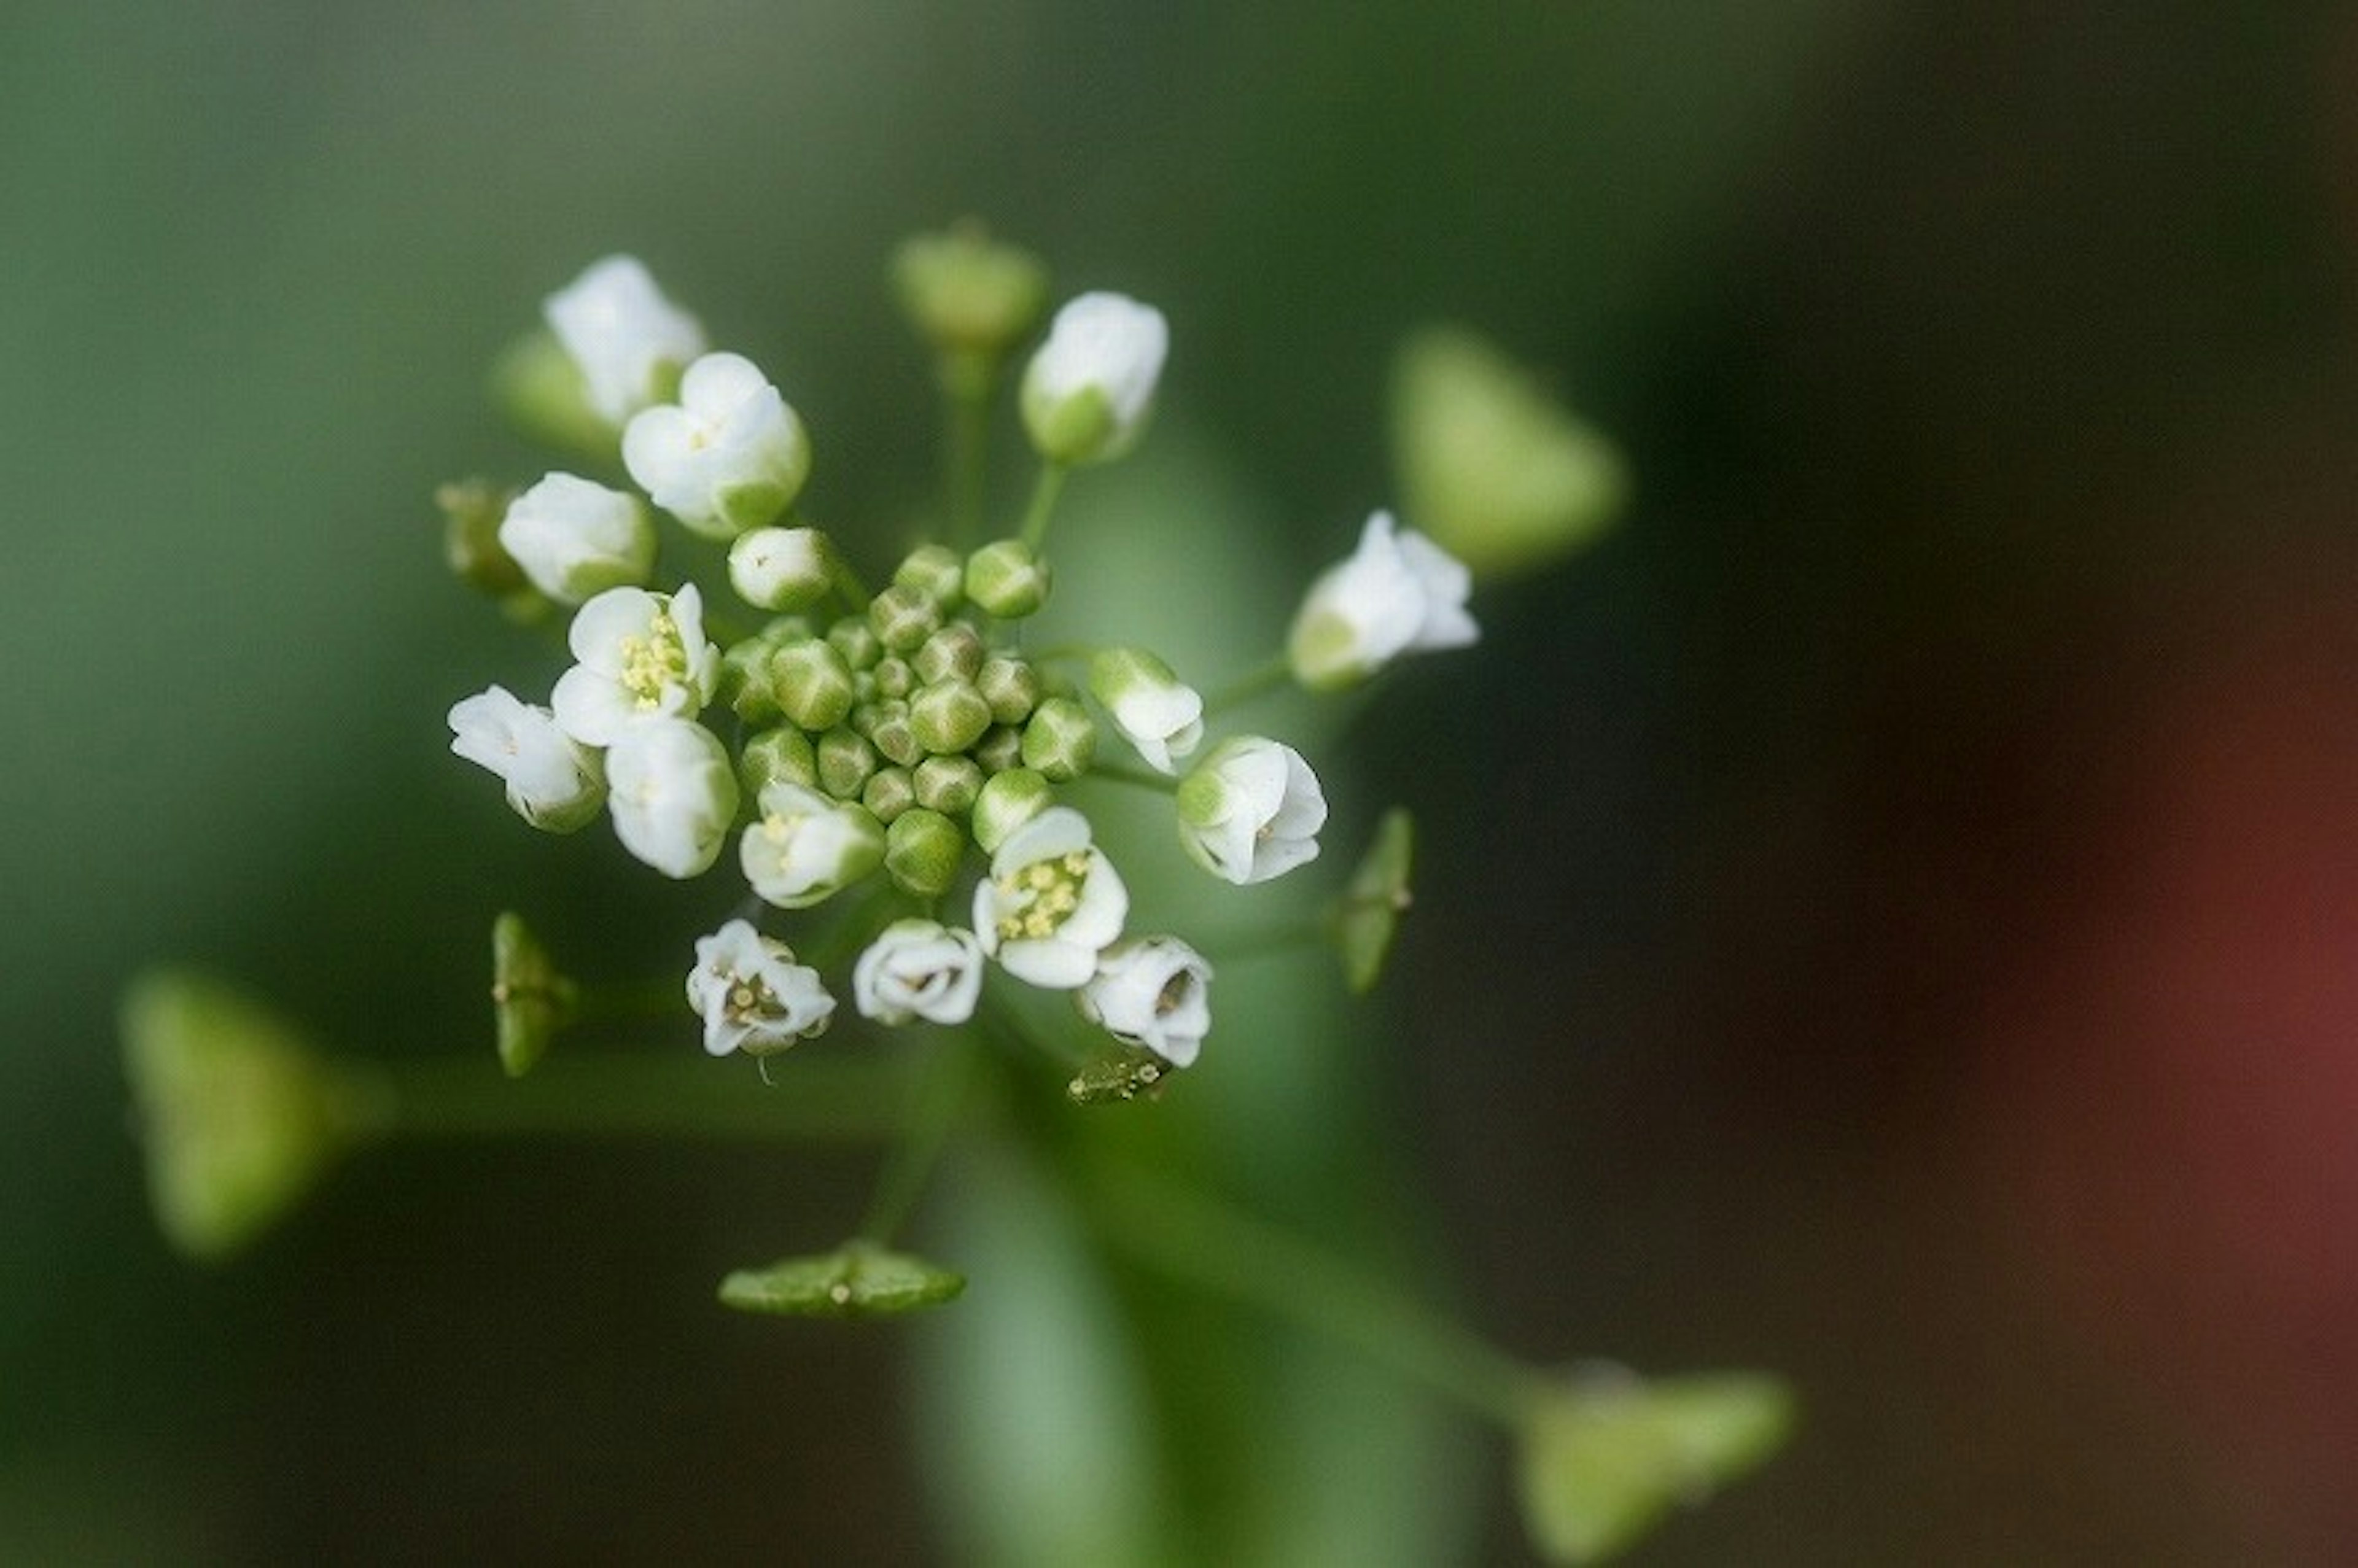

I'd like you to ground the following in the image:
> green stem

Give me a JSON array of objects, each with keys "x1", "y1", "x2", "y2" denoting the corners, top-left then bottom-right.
[
  {"x1": 379, "y1": 1051, "x2": 913, "y2": 1142},
  {"x1": 1016, "y1": 460, "x2": 1069, "y2": 553},
  {"x1": 855, "y1": 1032, "x2": 978, "y2": 1245},
  {"x1": 1205, "y1": 654, "x2": 1294, "y2": 716},
  {"x1": 946, "y1": 368, "x2": 992, "y2": 549},
  {"x1": 1087, "y1": 761, "x2": 1179, "y2": 795},
  {"x1": 819, "y1": 532, "x2": 871, "y2": 615},
  {"x1": 1086, "y1": 1160, "x2": 1540, "y2": 1426}
]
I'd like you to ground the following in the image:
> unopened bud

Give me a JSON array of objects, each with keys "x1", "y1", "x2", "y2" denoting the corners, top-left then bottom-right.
[
  {"x1": 869, "y1": 582, "x2": 942, "y2": 653},
  {"x1": 884, "y1": 807, "x2": 967, "y2": 899},
  {"x1": 771, "y1": 638, "x2": 856, "y2": 733},
  {"x1": 729, "y1": 526, "x2": 833, "y2": 612},
  {"x1": 817, "y1": 726, "x2": 880, "y2": 800},
  {"x1": 1021, "y1": 696, "x2": 1097, "y2": 781},
  {"x1": 914, "y1": 754, "x2": 984, "y2": 817},
  {"x1": 893, "y1": 543, "x2": 967, "y2": 611},
  {"x1": 970, "y1": 767, "x2": 1051, "y2": 853},
  {"x1": 863, "y1": 765, "x2": 917, "y2": 824},
  {"x1": 915, "y1": 623, "x2": 985, "y2": 686},
  {"x1": 965, "y1": 538, "x2": 1052, "y2": 619},
  {"x1": 911, "y1": 679, "x2": 994, "y2": 756}
]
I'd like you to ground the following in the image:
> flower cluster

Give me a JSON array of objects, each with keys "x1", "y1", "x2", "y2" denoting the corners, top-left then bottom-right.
[{"x1": 445, "y1": 239, "x2": 1479, "y2": 1079}]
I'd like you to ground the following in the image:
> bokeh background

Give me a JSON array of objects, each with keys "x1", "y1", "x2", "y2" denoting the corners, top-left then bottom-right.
[{"x1": 9, "y1": 1, "x2": 2358, "y2": 1561}]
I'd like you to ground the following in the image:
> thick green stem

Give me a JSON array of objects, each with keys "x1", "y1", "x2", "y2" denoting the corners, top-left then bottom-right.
[
  {"x1": 379, "y1": 1052, "x2": 913, "y2": 1142},
  {"x1": 1086, "y1": 1160, "x2": 1541, "y2": 1427}
]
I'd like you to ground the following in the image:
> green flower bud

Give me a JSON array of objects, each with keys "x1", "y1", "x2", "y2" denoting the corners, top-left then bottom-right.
[
  {"x1": 739, "y1": 724, "x2": 820, "y2": 801},
  {"x1": 827, "y1": 615, "x2": 883, "y2": 672},
  {"x1": 719, "y1": 1239, "x2": 967, "y2": 1318},
  {"x1": 911, "y1": 678, "x2": 994, "y2": 756},
  {"x1": 872, "y1": 655, "x2": 915, "y2": 701},
  {"x1": 892, "y1": 223, "x2": 1051, "y2": 365},
  {"x1": 884, "y1": 807, "x2": 967, "y2": 898},
  {"x1": 858, "y1": 699, "x2": 925, "y2": 769},
  {"x1": 970, "y1": 766, "x2": 1051, "y2": 853},
  {"x1": 975, "y1": 654, "x2": 1041, "y2": 725},
  {"x1": 488, "y1": 328, "x2": 615, "y2": 459},
  {"x1": 868, "y1": 581, "x2": 941, "y2": 653},
  {"x1": 1020, "y1": 292, "x2": 1169, "y2": 466},
  {"x1": 863, "y1": 764, "x2": 917, "y2": 824},
  {"x1": 718, "y1": 637, "x2": 782, "y2": 727},
  {"x1": 437, "y1": 478, "x2": 529, "y2": 599},
  {"x1": 1391, "y1": 326, "x2": 1627, "y2": 580},
  {"x1": 1020, "y1": 695, "x2": 1097, "y2": 781},
  {"x1": 491, "y1": 910, "x2": 580, "y2": 1077},
  {"x1": 729, "y1": 526, "x2": 834, "y2": 613},
  {"x1": 964, "y1": 538, "x2": 1052, "y2": 619},
  {"x1": 771, "y1": 637, "x2": 856, "y2": 734},
  {"x1": 893, "y1": 543, "x2": 967, "y2": 612},
  {"x1": 817, "y1": 726, "x2": 880, "y2": 800},
  {"x1": 120, "y1": 969, "x2": 389, "y2": 1261},
  {"x1": 913, "y1": 754, "x2": 984, "y2": 817},
  {"x1": 914, "y1": 623, "x2": 985, "y2": 686},
  {"x1": 973, "y1": 723, "x2": 1024, "y2": 775},
  {"x1": 1330, "y1": 807, "x2": 1415, "y2": 995}
]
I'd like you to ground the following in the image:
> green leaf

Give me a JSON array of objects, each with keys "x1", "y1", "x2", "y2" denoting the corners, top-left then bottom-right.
[
  {"x1": 717, "y1": 1241, "x2": 967, "y2": 1319},
  {"x1": 1514, "y1": 1367, "x2": 1796, "y2": 1564}
]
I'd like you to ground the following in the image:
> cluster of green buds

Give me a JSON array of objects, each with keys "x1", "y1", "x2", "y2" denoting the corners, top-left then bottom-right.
[{"x1": 445, "y1": 230, "x2": 1478, "y2": 1082}]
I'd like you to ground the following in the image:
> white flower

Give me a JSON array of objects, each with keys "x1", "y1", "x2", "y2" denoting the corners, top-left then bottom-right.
[
  {"x1": 550, "y1": 583, "x2": 722, "y2": 746},
  {"x1": 1175, "y1": 737, "x2": 1327, "y2": 885},
  {"x1": 621, "y1": 351, "x2": 813, "y2": 540},
  {"x1": 496, "y1": 472, "x2": 656, "y2": 605},
  {"x1": 1020, "y1": 292, "x2": 1168, "y2": 465},
  {"x1": 685, "y1": 918, "x2": 833, "y2": 1057},
  {"x1": 739, "y1": 782, "x2": 884, "y2": 909},
  {"x1": 1088, "y1": 646, "x2": 1203, "y2": 775},
  {"x1": 604, "y1": 718, "x2": 737, "y2": 877},
  {"x1": 446, "y1": 685, "x2": 605, "y2": 833},
  {"x1": 1078, "y1": 936, "x2": 1213, "y2": 1068},
  {"x1": 543, "y1": 255, "x2": 707, "y2": 426},
  {"x1": 971, "y1": 806, "x2": 1128, "y2": 989},
  {"x1": 728, "y1": 525, "x2": 831, "y2": 612},
  {"x1": 1286, "y1": 510, "x2": 1478, "y2": 690},
  {"x1": 853, "y1": 920, "x2": 986, "y2": 1027}
]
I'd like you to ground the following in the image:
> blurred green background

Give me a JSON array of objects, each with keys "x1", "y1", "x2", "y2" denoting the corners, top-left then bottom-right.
[{"x1": 11, "y1": 1, "x2": 2358, "y2": 1561}]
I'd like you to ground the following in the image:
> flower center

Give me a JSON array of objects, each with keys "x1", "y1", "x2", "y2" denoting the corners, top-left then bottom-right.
[
  {"x1": 618, "y1": 606, "x2": 688, "y2": 708},
  {"x1": 1155, "y1": 968, "x2": 1195, "y2": 1017},
  {"x1": 995, "y1": 850, "x2": 1094, "y2": 943}
]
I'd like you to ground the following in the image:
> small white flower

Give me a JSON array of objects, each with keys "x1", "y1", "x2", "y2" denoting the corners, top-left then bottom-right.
[
  {"x1": 1020, "y1": 292, "x2": 1168, "y2": 465},
  {"x1": 543, "y1": 255, "x2": 707, "y2": 427},
  {"x1": 446, "y1": 685, "x2": 605, "y2": 832},
  {"x1": 604, "y1": 718, "x2": 737, "y2": 877},
  {"x1": 496, "y1": 472, "x2": 656, "y2": 605},
  {"x1": 1089, "y1": 646, "x2": 1203, "y2": 775},
  {"x1": 739, "y1": 781, "x2": 885, "y2": 909},
  {"x1": 622, "y1": 351, "x2": 813, "y2": 540},
  {"x1": 1286, "y1": 511, "x2": 1478, "y2": 690},
  {"x1": 1175, "y1": 737, "x2": 1328, "y2": 885},
  {"x1": 1078, "y1": 936, "x2": 1213, "y2": 1068},
  {"x1": 550, "y1": 583, "x2": 721, "y2": 746},
  {"x1": 971, "y1": 806, "x2": 1129, "y2": 989},
  {"x1": 853, "y1": 920, "x2": 986, "y2": 1026},
  {"x1": 685, "y1": 918, "x2": 833, "y2": 1057},
  {"x1": 728, "y1": 526, "x2": 831, "y2": 612}
]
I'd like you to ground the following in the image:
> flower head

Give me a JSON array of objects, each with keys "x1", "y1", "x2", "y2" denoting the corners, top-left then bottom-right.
[
  {"x1": 551, "y1": 583, "x2": 722, "y2": 747},
  {"x1": 1286, "y1": 511, "x2": 1478, "y2": 690},
  {"x1": 853, "y1": 920, "x2": 986, "y2": 1026},
  {"x1": 1020, "y1": 292, "x2": 1168, "y2": 465},
  {"x1": 622, "y1": 351, "x2": 812, "y2": 539},
  {"x1": 1175, "y1": 737, "x2": 1327, "y2": 885},
  {"x1": 971, "y1": 806, "x2": 1128, "y2": 989},
  {"x1": 685, "y1": 919, "x2": 833, "y2": 1057},
  {"x1": 446, "y1": 685, "x2": 605, "y2": 833},
  {"x1": 496, "y1": 472, "x2": 656, "y2": 605},
  {"x1": 604, "y1": 718, "x2": 737, "y2": 877},
  {"x1": 739, "y1": 781, "x2": 885, "y2": 909},
  {"x1": 543, "y1": 255, "x2": 707, "y2": 427},
  {"x1": 1078, "y1": 936, "x2": 1213, "y2": 1068},
  {"x1": 1089, "y1": 646, "x2": 1203, "y2": 775}
]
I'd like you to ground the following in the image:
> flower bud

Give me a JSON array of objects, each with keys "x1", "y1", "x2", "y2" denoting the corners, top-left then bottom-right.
[
  {"x1": 1176, "y1": 737, "x2": 1328, "y2": 885},
  {"x1": 738, "y1": 724, "x2": 820, "y2": 801},
  {"x1": 859, "y1": 699, "x2": 925, "y2": 769},
  {"x1": 1287, "y1": 511, "x2": 1478, "y2": 691},
  {"x1": 605, "y1": 718, "x2": 738, "y2": 877},
  {"x1": 740, "y1": 781, "x2": 885, "y2": 908},
  {"x1": 872, "y1": 655, "x2": 915, "y2": 701},
  {"x1": 884, "y1": 807, "x2": 966, "y2": 899},
  {"x1": 970, "y1": 766, "x2": 1051, "y2": 853},
  {"x1": 965, "y1": 538, "x2": 1052, "y2": 619},
  {"x1": 914, "y1": 623, "x2": 985, "y2": 686},
  {"x1": 862, "y1": 764, "x2": 916, "y2": 824},
  {"x1": 718, "y1": 637, "x2": 782, "y2": 727},
  {"x1": 447, "y1": 685, "x2": 605, "y2": 834},
  {"x1": 624, "y1": 351, "x2": 811, "y2": 538},
  {"x1": 868, "y1": 581, "x2": 942, "y2": 653},
  {"x1": 854, "y1": 917, "x2": 986, "y2": 1026},
  {"x1": 911, "y1": 678, "x2": 994, "y2": 756},
  {"x1": 972, "y1": 723, "x2": 1024, "y2": 775},
  {"x1": 827, "y1": 615, "x2": 882, "y2": 671},
  {"x1": 1020, "y1": 696, "x2": 1097, "y2": 781},
  {"x1": 497, "y1": 472, "x2": 656, "y2": 605},
  {"x1": 771, "y1": 637, "x2": 856, "y2": 734},
  {"x1": 817, "y1": 725, "x2": 879, "y2": 800},
  {"x1": 438, "y1": 478, "x2": 529, "y2": 600},
  {"x1": 1021, "y1": 292, "x2": 1168, "y2": 465},
  {"x1": 892, "y1": 224, "x2": 1051, "y2": 365},
  {"x1": 543, "y1": 254, "x2": 706, "y2": 427},
  {"x1": 893, "y1": 543, "x2": 967, "y2": 611},
  {"x1": 976, "y1": 654, "x2": 1041, "y2": 725},
  {"x1": 1077, "y1": 936, "x2": 1213, "y2": 1068},
  {"x1": 1088, "y1": 646, "x2": 1203, "y2": 774},
  {"x1": 914, "y1": 754, "x2": 984, "y2": 817},
  {"x1": 729, "y1": 526, "x2": 833, "y2": 612}
]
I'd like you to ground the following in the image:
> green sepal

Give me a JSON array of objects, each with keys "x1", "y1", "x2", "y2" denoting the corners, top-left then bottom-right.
[
  {"x1": 1065, "y1": 1043, "x2": 1173, "y2": 1106},
  {"x1": 1329, "y1": 808, "x2": 1415, "y2": 994},
  {"x1": 718, "y1": 1241, "x2": 968, "y2": 1319},
  {"x1": 490, "y1": 910, "x2": 579, "y2": 1077},
  {"x1": 1514, "y1": 1367, "x2": 1796, "y2": 1564},
  {"x1": 488, "y1": 328, "x2": 617, "y2": 458}
]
